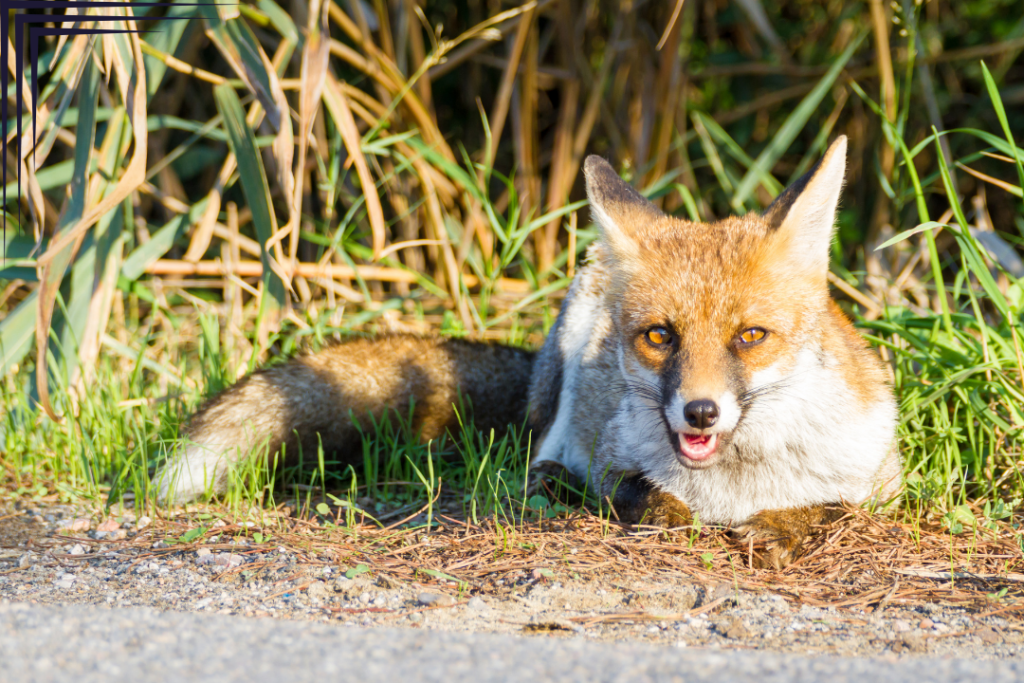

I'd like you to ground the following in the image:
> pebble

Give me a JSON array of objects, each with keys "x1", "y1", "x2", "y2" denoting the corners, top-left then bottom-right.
[
  {"x1": 716, "y1": 617, "x2": 750, "y2": 640},
  {"x1": 94, "y1": 530, "x2": 127, "y2": 541},
  {"x1": 919, "y1": 618, "x2": 934, "y2": 629},
  {"x1": 417, "y1": 592, "x2": 454, "y2": 607},
  {"x1": 57, "y1": 518, "x2": 90, "y2": 532},
  {"x1": 359, "y1": 592, "x2": 373, "y2": 605},
  {"x1": 408, "y1": 613, "x2": 423, "y2": 623},
  {"x1": 467, "y1": 597, "x2": 487, "y2": 611},
  {"x1": 306, "y1": 582, "x2": 329, "y2": 603},
  {"x1": 95, "y1": 519, "x2": 121, "y2": 533},
  {"x1": 978, "y1": 628, "x2": 1003, "y2": 645},
  {"x1": 66, "y1": 545, "x2": 86, "y2": 556},
  {"x1": 893, "y1": 619, "x2": 911, "y2": 633},
  {"x1": 136, "y1": 516, "x2": 152, "y2": 530}
]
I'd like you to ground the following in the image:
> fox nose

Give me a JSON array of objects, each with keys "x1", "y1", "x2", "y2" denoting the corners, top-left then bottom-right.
[{"x1": 684, "y1": 399, "x2": 719, "y2": 430}]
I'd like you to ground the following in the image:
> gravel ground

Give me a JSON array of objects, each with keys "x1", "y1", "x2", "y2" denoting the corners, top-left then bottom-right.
[
  {"x1": 2, "y1": 500, "x2": 1023, "y2": 660},
  {"x1": 4, "y1": 601, "x2": 1024, "y2": 683}
]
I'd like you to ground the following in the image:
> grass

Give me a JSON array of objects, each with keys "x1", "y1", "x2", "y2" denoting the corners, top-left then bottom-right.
[{"x1": 1, "y1": 1, "x2": 1024, "y2": 546}]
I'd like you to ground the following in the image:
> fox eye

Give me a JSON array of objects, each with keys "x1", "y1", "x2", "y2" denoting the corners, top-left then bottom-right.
[
  {"x1": 738, "y1": 328, "x2": 768, "y2": 345},
  {"x1": 645, "y1": 327, "x2": 672, "y2": 347}
]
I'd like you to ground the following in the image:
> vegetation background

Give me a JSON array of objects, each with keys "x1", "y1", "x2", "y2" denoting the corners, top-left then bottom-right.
[{"x1": 1, "y1": 0, "x2": 1023, "y2": 532}]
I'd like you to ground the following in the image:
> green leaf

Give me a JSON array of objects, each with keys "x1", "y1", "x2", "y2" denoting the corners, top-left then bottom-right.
[
  {"x1": 0, "y1": 289, "x2": 39, "y2": 376},
  {"x1": 874, "y1": 221, "x2": 948, "y2": 251},
  {"x1": 178, "y1": 526, "x2": 207, "y2": 544},
  {"x1": 345, "y1": 564, "x2": 371, "y2": 579},
  {"x1": 316, "y1": 503, "x2": 331, "y2": 516},
  {"x1": 214, "y1": 83, "x2": 286, "y2": 312},
  {"x1": 700, "y1": 552, "x2": 714, "y2": 570},
  {"x1": 257, "y1": 0, "x2": 299, "y2": 44},
  {"x1": 527, "y1": 494, "x2": 550, "y2": 510},
  {"x1": 731, "y1": 30, "x2": 866, "y2": 210},
  {"x1": 980, "y1": 62, "x2": 1024, "y2": 197}
]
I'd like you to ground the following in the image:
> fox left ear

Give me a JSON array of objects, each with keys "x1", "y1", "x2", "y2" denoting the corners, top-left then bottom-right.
[
  {"x1": 763, "y1": 136, "x2": 847, "y2": 278},
  {"x1": 584, "y1": 155, "x2": 664, "y2": 264}
]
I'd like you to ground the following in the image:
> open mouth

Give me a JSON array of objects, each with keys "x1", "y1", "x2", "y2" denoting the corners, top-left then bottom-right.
[{"x1": 678, "y1": 432, "x2": 719, "y2": 462}]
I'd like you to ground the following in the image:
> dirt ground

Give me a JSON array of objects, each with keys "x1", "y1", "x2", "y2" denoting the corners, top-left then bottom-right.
[{"x1": 2, "y1": 496, "x2": 1023, "y2": 660}]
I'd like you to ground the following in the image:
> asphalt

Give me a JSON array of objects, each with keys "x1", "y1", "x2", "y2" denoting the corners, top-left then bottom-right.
[{"x1": 0, "y1": 601, "x2": 1020, "y2": 683}]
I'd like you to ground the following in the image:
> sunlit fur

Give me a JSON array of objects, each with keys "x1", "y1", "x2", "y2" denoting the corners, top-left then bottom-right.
[
  {"x1": 157, "y1": 138, "x2": 899, "y2": 525},
  {"x1": 530, "y1": 137, "x2": 900, "y2": 524},
  {"x1": 154, "y1": 336, "x2": 533, "y2": 503}
]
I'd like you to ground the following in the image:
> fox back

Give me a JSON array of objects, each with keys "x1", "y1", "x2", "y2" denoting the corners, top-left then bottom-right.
[{"x1": 529, "y1": 137, "x2": 900, "y2": 523}]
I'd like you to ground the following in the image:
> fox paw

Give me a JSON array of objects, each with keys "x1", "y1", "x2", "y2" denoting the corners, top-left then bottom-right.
[
  {"x1": 731, "y1": 511, "x2": 810, "y2": 570},
  {"x1": 635, "y1": 491, "x2": 692, "y2": 528}
]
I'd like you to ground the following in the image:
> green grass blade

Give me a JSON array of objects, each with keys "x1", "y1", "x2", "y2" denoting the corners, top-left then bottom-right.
[
  {"x1": 214, "y1": 83, "x2": 287, "y2": 312},
  {"x1": 731, "y1": 30, "x2": 866, "y2": 210},
  {"x1": 980, "y1": 61, "x2": 1024, "y2": 201}
]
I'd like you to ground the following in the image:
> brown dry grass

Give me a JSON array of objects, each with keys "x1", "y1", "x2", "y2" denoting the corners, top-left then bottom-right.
[{"x1": 14, "y1": 494, "x2": 1021, "y2": 622}]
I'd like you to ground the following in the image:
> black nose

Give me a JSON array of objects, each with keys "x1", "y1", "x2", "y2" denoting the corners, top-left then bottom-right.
[{"x1": 684, "y1": 399, "x2": 719, "y2": 429}]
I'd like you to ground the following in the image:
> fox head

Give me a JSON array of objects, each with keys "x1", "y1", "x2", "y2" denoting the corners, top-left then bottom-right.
[{"x1": 583, "y1": 137, "x2": 851, "y2": 469}]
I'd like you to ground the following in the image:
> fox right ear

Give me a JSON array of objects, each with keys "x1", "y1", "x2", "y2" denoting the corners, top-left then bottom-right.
[
  {"x1": 762, "y1": 136, "x2": 847, "y2": 279},
  {"x1": 584, "y1": 156, "x2": 663, "y2": 263}
]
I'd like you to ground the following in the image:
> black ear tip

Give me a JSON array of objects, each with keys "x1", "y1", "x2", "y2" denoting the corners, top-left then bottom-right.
[{"x1": 584, "y1": 155, "x2": 612, "y2": 177}]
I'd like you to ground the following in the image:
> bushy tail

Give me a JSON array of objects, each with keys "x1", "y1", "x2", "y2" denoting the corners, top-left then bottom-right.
[{"x1": 153, "y1": 335, "x2": 535, "y2": 504}]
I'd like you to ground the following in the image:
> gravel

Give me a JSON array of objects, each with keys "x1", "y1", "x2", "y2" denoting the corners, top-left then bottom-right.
[{"x1": 1, "y1": 501, "x2": 1022, "y2": 660}]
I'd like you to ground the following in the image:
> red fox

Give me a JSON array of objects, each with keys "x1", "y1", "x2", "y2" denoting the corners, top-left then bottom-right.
[{"x1": 155, "y1": 136, "x2": 900, "y2": 567}]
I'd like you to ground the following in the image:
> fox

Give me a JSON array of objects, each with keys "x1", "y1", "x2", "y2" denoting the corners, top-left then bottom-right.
[{"x1": 154, "y1": 136, "x2": 900, "y2": 568}]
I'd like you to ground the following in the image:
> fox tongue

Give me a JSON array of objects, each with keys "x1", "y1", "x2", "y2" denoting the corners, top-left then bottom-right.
[{"x1": 680, "y1": 433, "x2": 718, "y2": 461}]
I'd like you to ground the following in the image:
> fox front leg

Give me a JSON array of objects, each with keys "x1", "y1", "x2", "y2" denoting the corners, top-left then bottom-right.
[
  {"x1": 731, "y1": 506, "x2": 845, "y2": 569},
  {"x1": 608, "y1": 475, "x2": 693, "y2": 527}
]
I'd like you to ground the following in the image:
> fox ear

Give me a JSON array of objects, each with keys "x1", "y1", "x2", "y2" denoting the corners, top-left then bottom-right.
[
  {"x1": 763, "y1": 136, "x2": 847, "y2": 278},
  {"x1": 584, "y1": 155, "x2": 664, "y2": 263}
]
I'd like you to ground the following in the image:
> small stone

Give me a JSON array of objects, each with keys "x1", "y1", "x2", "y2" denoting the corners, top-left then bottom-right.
[
  {"x1": 468, "y1": 597, "x2": 487, "y2": 611},
  {"x1": 306, "y1": 581, "x2": 329, "y2": 603},
  {"x1": 376, "y1": 575, "x2": 400, "y2": 590},
  {"x1": 359, "y1": 592, "x2": 373, "y2": 604},
  {"x1": 372, "y1": 596, "x2": 388, "y2": 608},
  {"x1": 716, "y1": 617, "x2": 750, "y2": 640},
  {"x1": 17, "y1": 553, "x2": 35, "y2": 568},
  {"x1": 96, "y1": 519, "x2": 121, "y2": 532},
  {"x1": 196, "y1": 548, "x2": 212, "y2": 557},
  {"x1": 196, "y1": 554, "x2": 218, "y2": 566},
  {"x1": 214, "y1": 554, "x2": 244, "y2": 568},
  {"x1": 978, "y1": 628, "x2": 1003, "y2": 645},
  {"x1": 67, "y1": 544, "x2": 87, "y2": 556},
  {"x1": 408, "y1": 612, "x2": 423, "y2": 623},
  {"x1": 893, "y1": 619, "x2": 911, "y2": 633},
  {"x1": 57, "y1": 518, "x2": 91, "y2": 532},
  {"x1": 136, "y1": 516, "x2": 152, "y2": 530},
  {"x1": 417, "y1": 592, "x2": 454, "y2": 607},
  {"x1": 894, "y1": 634, "x2": 928, "y2": 653},
  {"x1": 919, "y1": 618, "x2": 934, "y2": 629}
]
